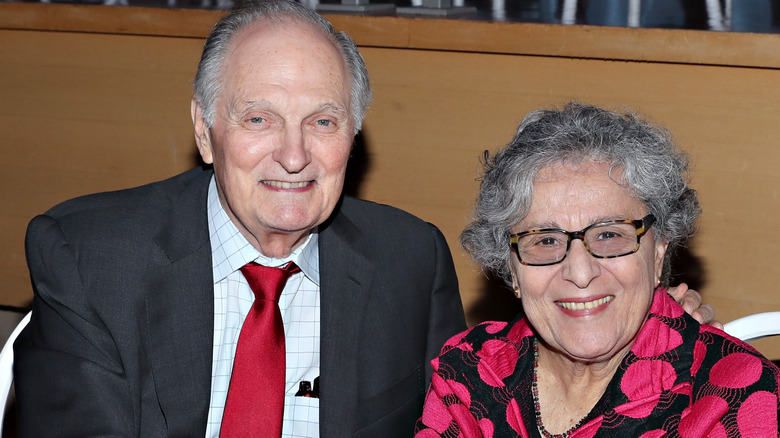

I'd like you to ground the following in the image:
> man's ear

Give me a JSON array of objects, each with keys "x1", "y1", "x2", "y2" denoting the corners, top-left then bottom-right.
[{"x1": 191, "y1": 98, "x2": 214, "y2": 164}]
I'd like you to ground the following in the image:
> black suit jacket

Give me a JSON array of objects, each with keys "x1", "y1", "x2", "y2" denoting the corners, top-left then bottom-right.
[{"x1": 14, "y1": 167, "x2": 466, "y2": 437}]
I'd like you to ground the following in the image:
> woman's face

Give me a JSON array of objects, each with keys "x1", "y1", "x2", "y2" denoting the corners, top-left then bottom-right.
[{"x1": 509, "y1": 162, "x2": 667, "y2": 364}]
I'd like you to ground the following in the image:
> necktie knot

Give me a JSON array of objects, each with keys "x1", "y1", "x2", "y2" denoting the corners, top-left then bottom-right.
[{"x1": 240, "y1": 261, "x2": 301, "y2": 303}]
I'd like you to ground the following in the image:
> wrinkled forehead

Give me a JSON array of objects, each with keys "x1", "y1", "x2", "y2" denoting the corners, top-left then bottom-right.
[
  {"x1": 216, "y1": 19, "x2": 351, "y2": 109},
  {"x1": 521, "y1": 160, "x2": 643, "y2": 223},
  {"x1": 226, "y1": 17, "x2": 346, "y2": 74}
]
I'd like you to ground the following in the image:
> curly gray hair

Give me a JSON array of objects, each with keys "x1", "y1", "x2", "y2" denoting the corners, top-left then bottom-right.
[
  {"x1": 461, "y1": 102, "x2": 700, "y2": 285},
  {"x1": 193, "y1": 0, "x2": 372, "y2": 133}
]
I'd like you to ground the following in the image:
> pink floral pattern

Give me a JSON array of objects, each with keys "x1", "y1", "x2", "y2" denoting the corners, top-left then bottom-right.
[{"x1": 415, "y1": 290, "x2": 780, "y2": 437}]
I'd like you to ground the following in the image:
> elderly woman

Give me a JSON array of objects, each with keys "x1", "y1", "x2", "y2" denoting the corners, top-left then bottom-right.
[{"x1": 415, "y1": 103, "x2": 779, "y2": 437}]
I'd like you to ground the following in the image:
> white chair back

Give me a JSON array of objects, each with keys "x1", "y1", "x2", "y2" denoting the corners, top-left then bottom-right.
[
  {"x1": 0, "y1": 311, "x2": 32, "y2": 435},
  {"x1": 723, "y1": 311, "x2": 780, "y2": 342}
]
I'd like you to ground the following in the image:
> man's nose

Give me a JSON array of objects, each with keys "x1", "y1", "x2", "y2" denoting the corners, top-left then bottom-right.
[{"x1": 274, "y1": 127, "x2": 310, "y2": 173}]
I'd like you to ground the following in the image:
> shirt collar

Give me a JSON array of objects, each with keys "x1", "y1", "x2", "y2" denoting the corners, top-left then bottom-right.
[{"x1": 207, "y1": 176, "x2": 320, "y2": 285}]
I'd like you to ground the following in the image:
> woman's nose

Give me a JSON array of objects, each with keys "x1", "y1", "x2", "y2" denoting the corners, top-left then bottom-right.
[{"x1": 561, "y1": 239, "x2": 600, "y2": 288}]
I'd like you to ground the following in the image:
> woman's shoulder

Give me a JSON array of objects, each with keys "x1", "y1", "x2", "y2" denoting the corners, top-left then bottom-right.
[
  {"x1": 683, "y1": 325, "x2": 780, "y2": 435},
  {"x1": 693, "y1": 324, "x2": 780, "y2": 385},
  {"x1": 648, "y1": 291, "x2": 778, "y2": 390},
  {"x1": 429, "y1": 315, "x2": 536, "y2": 392},
  {"x1": 434, "y1": 316, "x2": 533, "y2": 363}
]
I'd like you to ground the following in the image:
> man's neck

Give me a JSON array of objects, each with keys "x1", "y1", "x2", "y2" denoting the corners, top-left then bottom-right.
[{"x1": 245, "y1": 229, "x2": 311, "y2": 259}]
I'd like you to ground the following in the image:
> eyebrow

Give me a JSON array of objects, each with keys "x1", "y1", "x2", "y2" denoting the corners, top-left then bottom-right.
[
  {"x1": 317, "y1": 103, "x2": 348, "y2": 115},
  {"x1": 235, "y1": 99, "x2": 274, "y2": 113},
  {"x1": 232, "y1": 100, "x2": 348, "y2": 117},
  {"x1": 224, "y1": 100, "x2": 267, "y2": 120}
]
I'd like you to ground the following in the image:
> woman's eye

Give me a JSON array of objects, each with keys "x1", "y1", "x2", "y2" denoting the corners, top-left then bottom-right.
[
  {"x1": 597, "y1": 231, "x2": 617, "y2": 240},
  {"x1": 535, "y1": 236, "x2": 563, "y2": 247},
  {"x1": 595, "y1": 230, "x2": 625, "y2": 241}
]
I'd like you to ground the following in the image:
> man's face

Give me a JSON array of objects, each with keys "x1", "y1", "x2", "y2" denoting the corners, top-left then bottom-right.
[{"x1": 193, "y1": 20, "x2": 354, "y2": 257}]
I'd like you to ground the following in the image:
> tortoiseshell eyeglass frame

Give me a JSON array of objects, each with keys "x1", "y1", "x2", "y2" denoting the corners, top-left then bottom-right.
[{"x1": 509, "y1": 214, "x2": 656, "y2": 266}]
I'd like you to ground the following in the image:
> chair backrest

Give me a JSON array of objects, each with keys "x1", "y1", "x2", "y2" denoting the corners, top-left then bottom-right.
[
  {"x1": 723, "y1": 311, "x2": 780, "y2": 342},
  {"x1": 0, "y1": 311, "x2": 31, "y2": 435}
]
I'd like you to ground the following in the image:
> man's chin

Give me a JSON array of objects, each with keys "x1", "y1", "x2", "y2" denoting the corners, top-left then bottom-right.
[
  {"x1": 263, "y1": 216, "x2": 322, "y2": 239},
  {"x1": 265, "y1": 205, "x2": 334, "y2": 233}
]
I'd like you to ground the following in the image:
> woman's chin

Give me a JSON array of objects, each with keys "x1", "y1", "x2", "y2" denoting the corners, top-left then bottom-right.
[{"x1": 550, "y1": 336, "x2": 628, "y2": 364}]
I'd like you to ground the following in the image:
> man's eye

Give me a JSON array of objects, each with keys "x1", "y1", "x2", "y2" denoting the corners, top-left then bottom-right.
[
  {"x1": 316, "y1": 119, "x2": 332, "y2": 127},
  {"x1": 249, "y1": 117, "x2": 265, "y2": 124}
]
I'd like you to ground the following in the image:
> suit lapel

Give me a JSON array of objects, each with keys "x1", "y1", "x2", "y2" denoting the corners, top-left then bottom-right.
[
  {"x1": 145, "y1": 168, "x2": 215, "y2": 435},
  {"x1": 318, "y1": 200, "x2": 376, "y2": 436},
  {"x1": 140, "y1": 180, "x2": 375, "y2": 435}
]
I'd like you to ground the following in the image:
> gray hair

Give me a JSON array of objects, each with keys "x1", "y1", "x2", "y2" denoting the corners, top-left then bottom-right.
[
  {"x1": 193, "y1": 0, "x2": 372, "y2": 133},
  {"x1": 461, "y1": 102, "x2": 700, "y2": 285}
]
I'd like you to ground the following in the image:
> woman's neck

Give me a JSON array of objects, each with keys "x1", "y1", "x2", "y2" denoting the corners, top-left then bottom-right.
[{"x1": 533, "y1": 339, "x2": 631, "y2": 435}]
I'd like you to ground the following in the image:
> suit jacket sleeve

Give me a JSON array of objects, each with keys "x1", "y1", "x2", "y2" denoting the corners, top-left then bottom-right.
[
  {"x1": 320, "y1": 198, "x2": 467, "y2": 437},
  {"x1": 14, "y1": 214, "x2": 140, "y2": 437},
  {"x1": 423, "y1": 225, "x2": 467, "y2": 386}
]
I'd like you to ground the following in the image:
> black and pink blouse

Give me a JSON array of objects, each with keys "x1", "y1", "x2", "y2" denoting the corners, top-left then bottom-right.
[{"x1": 415, "y1": 289, "x2": 779, "y2": 437}]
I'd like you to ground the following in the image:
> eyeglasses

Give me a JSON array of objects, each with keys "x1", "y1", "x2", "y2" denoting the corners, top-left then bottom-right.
[{"x1": 509, "y1": 214, "x2": 655, "y2": 266}]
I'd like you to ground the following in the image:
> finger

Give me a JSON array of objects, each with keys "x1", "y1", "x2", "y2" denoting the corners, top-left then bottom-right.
[
  {"x1": 666, "y1": 282, "x2": 689, "y2": 301},
  {"x1": 681, "y1": 291, "x2": 702, "y2": 315},
  {"x1": 691, "y1": 304, "x2": 715, "y2": 325}
]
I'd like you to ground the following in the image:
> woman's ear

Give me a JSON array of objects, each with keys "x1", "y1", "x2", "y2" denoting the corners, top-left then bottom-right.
[
  {"x1": 510, "y1": 266, "x2": 521, "y2": 299},
  {"x1": 654, "y1": 240, "x2": 669, "y2": 283}
]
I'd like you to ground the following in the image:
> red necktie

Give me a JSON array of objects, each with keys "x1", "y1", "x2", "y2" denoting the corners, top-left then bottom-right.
[{"x1": 220, "y1": 261, "x2": 301, "y2": 437}]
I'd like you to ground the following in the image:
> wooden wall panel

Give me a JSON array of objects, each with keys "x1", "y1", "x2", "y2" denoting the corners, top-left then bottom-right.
[
  {"x1": 0, "y1": 29, "x2": 204, "y2": 307},
  {"x1": 357, "y1": 48, "x2": 780, "y2": 358},
  {"x1": 2, "y1": 16, "x2": 779, "y2": 359}
]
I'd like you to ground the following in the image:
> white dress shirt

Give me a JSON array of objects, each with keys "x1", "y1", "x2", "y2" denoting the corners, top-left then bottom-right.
[{"x1": 205, "y1": 177, "x2": 321, "y2": 437}]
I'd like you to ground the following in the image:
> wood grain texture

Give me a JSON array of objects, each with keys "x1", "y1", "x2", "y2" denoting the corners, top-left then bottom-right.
[
  {"x1": 2, "y1": 4, "x2": 779, "y2": 359},
  {"x1": 2, "y1": 3, "x2": 780, "y2": 67}
]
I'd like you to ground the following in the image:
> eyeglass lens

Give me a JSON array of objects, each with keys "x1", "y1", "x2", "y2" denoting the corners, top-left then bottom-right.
[{"x1": 516, "y1": 222, "x2": 641, "y2": 265}]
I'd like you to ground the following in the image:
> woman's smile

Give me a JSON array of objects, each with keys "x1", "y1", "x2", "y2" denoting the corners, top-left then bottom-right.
[{"x1": 555, "y1": 295, "x2": 614, "y2": 314}]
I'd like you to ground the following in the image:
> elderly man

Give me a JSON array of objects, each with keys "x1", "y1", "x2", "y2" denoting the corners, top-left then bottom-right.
[
  {"x1": 15, "y1": 1, "x2": 464, "y2": 436},
  {"x1": 14, "y1": 1, "x2": 714, "y2": 436}
]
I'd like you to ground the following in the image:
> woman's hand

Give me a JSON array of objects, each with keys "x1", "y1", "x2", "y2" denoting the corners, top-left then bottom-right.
[{"x1": 667, "y1": 283, "x2": 723, "y2": 330}]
